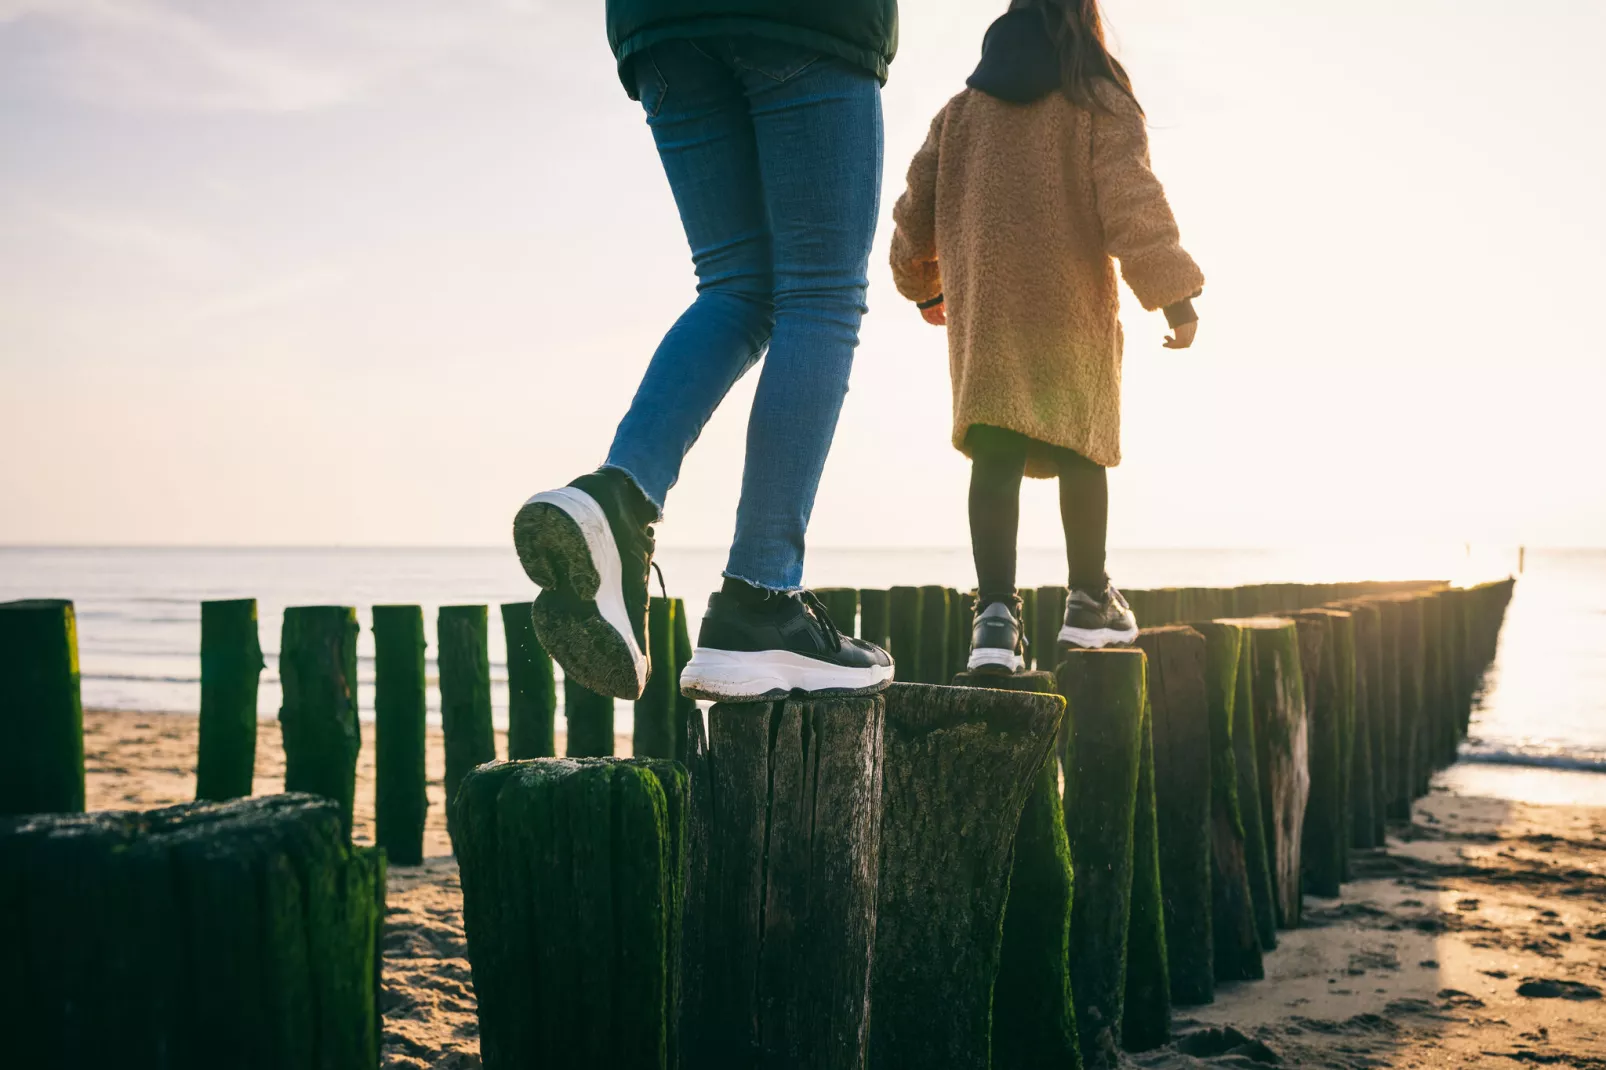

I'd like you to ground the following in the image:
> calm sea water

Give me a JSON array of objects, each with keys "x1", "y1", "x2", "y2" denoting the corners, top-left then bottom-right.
[{"x1": 2, "y1": 545, "x2": 1601, "y2": 780}]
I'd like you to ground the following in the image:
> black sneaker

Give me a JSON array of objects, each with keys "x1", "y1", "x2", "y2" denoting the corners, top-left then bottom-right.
[
  {"x1": 968, "y1": 598, "x2": 1026, "y2": 674},
  {"x1": 512, "y1": 468, "x2": 654, "y2": 699},
  {"x1": 1058, "y1": 581, "x2": 1139, "y2": 649},
  {"x1": 679, "y1": 587, "x2": 894, "y2": 703}
]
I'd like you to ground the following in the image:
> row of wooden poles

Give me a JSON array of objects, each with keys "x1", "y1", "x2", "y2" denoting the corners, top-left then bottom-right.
[{"x1": 0, "y1": 577, "x2": 1515, "y2": 1068}]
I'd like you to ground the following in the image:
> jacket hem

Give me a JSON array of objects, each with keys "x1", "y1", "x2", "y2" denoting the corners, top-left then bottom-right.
[{"x1": 614, "y1": 20, "x2": 890, "y2": 98}]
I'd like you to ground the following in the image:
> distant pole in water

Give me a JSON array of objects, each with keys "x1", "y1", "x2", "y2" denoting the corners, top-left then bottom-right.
[{"x1": 1518, "y1": 545, "x2": 1525, "y2": 573}]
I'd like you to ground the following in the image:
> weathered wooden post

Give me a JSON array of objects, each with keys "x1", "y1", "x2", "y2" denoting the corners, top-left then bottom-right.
[
  {"x1": 279, "y1": 605, "x2": 360, "y2": 836},
  {"x1": 455, "y1": 758, "x2": 685, "y2": 1070},
  {"x1": 1190, "y1": 621, "x2": 1264, "y2": 982},
  {"x1": 1293, "y1": 609, "x2": 1353, "y2": 896},
  {"x1": 671, "y1": 599, "x2": 696, "y2": 762},
  {"x1": 373, "y1": 604, "x2": 428, "y2": 865},
  {"x1": 1134, "y1": 625, "x2": 1214, "y2": 1007},
  {"x1": 1123, "y1": 705, "x2": 1170, "y2": 1053},
  {"x1": 889, "y1": 586, "x2": 923, "y2": 682},
  {"x1": 1020, "y1": 586, "x2": 1038, "y2": 668},
  {"x1": 859, "y1": 588, "x2": 891, "y2": 649},
  {"x1": 195, "y1": 598, "x2": 264, "y2": 802},
  {"x1": 948, "y1": 588, "x2": 973, "y2": 680},
  {"x1": 1057, "y1": 647, "x2": 1146, "y2": 1066},
  {"x1": 1338, "y1": 601, "x2": 1384, "y2": 849},
  {"x1": 1239, "y1": 618, "x2": 1309, "y2": 929},
  {"x1": 564, "y1": 677, "x2": 615, "y2": 758},
  {"x1": 871, "y1": 682, "x2": 1065, "y2": 1070},
  {"x1": 502, "y1": 602, "x2": 557, "y2": 759},
  {"x1": 1390, "y1": 596, "x2": 1425, "y2": 818},
  {"x1": 682, "y1": 695, "x2": 884, "y2": 1069},
  {"x1": 0, "y1": 794, "x2": 386, "y2": 1068},
  {"x1": 439, "y1": 605, "x2": 497, "y2": 845},
  {"x1": 1036, "y1": 586, "x2": 1069, "y2": 673},
  {"x1": 633, "y1": 597, "x2": 678, "y2": 759},
  {"x1": 0, "y1": 599, "x2": 85, "y2": 816},
  {"x1": 952, "y1": 670, "x2": 1079, "y2": 1070},
  {"x1": 918, "y1": 585, "x2": 950, "y2": 684},
  {"x1": 1373, "y1": 598, "x2": 1402, "y2": 822},
  {"x1": 816, "y1": 587, "x2": 859, "y2": 636}
]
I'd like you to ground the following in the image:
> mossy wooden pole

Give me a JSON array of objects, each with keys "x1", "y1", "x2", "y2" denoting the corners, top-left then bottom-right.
[
  {"x1": 948, "y1": 588, "x2": 974, "y2": 680},
  {"x1": 871, "y1": 682, "x2": 1066, "y2": 1070},
  {"x1": 671, "y1": 599, "x2": 696, "y2": 762},
  {"x1": 1190, "y1": 621, "x2": 1264, "y2": 982},
  {"x1": 3, "y1": 794, "x2": 385, "y2": 1068},
  {"x1": 953, "y1": 670, "x2": 1080, "y2": 1070},
  {"x1": 1228, "y1": 623, "x2": 1277, "y2": 950},
  {"x1": 1374, "y1": 599, "x2": 1403, "y2": 822},
  {"x1": 917, "y1": 585, "x2": 950, "y2": 684},
  {"x1": 682, "y1": 696, "x2": 884, "y2": 1069},
  {"x1": 633, "y1": 597, "x2": 677, "y2": 759},
  {"x1": 501, "y1": 602, "x2": 557, "y2": 759},
  {"x1": 888, "y1": 586, "x2": 923, "y2": 683},
  {"x1": 1292, "y1": 610, "x2": 1351, "y2": 897},
  {"x1": 1390, "y1": 597, "x2": 1425, "y2": 818},
  {"x1": 859, "y1": 588, "x2": 891, "y2": 649},
  {"x1": 816, "y1": 587, "x2": 859, "y2": 636},
  {"x1": 1057, "y1": 648, "x2": 1146, "y2": 1067},
  {"x1": 1036, "y1": 586, "x2": 1068, "y2": 674},
  {"x1": 1239, "y1": 618, "x2": 1309, "y2": 929},
  {"x1": 564, "y1": 677, "x2": 615, "y2": 758},
  {"x1": 373, "y1": 605, "x2": 428, "y2": 865},
  {"x1": 0, "y1": 599, "x2": 84, "y2": 815},
  {"x1": 279, "y1": 605, "x2": 361, "y2": 836},
  {"x1": 1020, "y1": 587, "x2": 1038, "y2": 668},
  {"x1": 456, "y1": 758, "x2": 685, "y2": 1070},
  {"x1": 1134, "y1": 625, "x2": 1213, "y2": 1007},
  {"x1": 439, "y1": 606, "x2": 496, "y2": 846},
  {"x1": 1341, "y1": 602, "x2": 1383, "y2": 849},
  {"x1": 1123, "y1": 704, "x2": 1170, "y2": 1052},
  {"x1": 195, "y1": 598, "x2": 264, "y2": 802}
]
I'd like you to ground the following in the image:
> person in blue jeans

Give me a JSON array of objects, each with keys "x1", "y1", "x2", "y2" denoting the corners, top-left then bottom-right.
[{"x1": 514, "y1": 4, "x2": 897, "y2": 704}]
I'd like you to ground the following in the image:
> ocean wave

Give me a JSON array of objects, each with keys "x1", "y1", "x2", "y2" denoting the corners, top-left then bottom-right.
[
  {"x1": 83, "y1": 672, "x2": 202, "y2": 685},
  {"x1": 1458, "y1": 745, "x2": 1606, "y2": 774}
]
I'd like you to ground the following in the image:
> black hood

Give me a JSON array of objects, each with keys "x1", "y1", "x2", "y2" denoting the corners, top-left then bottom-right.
[{"x1": 966, "y1": 10, "x2": 1062, "y2": 104}]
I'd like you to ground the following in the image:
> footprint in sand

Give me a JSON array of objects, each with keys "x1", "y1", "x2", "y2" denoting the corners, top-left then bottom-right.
[{"x1": 1514, "y1": 978, "x2": 1602, "y2": 1001}]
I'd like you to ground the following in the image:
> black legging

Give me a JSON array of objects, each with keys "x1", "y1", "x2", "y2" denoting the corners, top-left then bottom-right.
[{"x1": 967, "y1": 424, "x2": 1108, "y2": 606}]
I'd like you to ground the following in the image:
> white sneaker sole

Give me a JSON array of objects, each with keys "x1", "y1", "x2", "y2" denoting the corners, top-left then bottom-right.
[
  {"x1": 967, "y1": 647, "x2": 1025, "y2": 673},
  {"x1": 518, "y1": 486, "x2": 648, "y2": 697},
  {"x1": 679, "y1": 647, "x2": 895, "y2": 704},
  {"x1": 1057, "y1": 625, "x2": 1138, "y2": 650}
]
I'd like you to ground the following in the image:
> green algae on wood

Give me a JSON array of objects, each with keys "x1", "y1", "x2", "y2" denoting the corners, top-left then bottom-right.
[
  {"x1": 683, "y1": 696, "x2": 884, "y2": 1069},
  {"x1": 872, "y1": 682, "x2": 1066, "y2": 1070},
  {"x1": 1057, "y1": 647, "x2": 1146, "y2": 1066},
  {"x1": 952, "y1": 670, "x2": 1081, "y2": 1070},
  {"x1": 633, "y1": 597, "x2": 678, "y2": 759},
  {"x1": 279, "y1": 606, "x2": 361, "y2": 836},
  {"x1": 0, "y1": 599, "x2": 85, "y2": 816},
  {"x1": 564, "y1": 676, "x2": 615, "y2": 758},
  {"x1": 196, "y1": 598, "x2": 264, "y2": 802},
  {"x1": 1337, "y1": 601, "x2": 1384, "y2": 849},
  {"x1": 373, "y1": 604, "x2": 428, "y2": 865},
  {"x1": 439, "y1": 605, "x2": 497, "y2": 847},
  {"x1": 1238, "y1": 617, "x2": 1310, "y2": 929},
  {"x1": 1135, "y1": 625, "x2": 1215, "y2": 1006},
  {"x1": 1292, "y1": 610, "x2": 1352, "y2": 896},
  {"x1": 455, "y1": 758, "x2": 685, "y2": 1070},
  {"x1": 1123, "y1": 697, "x2": 1171, "y2": 1051},
  {"x1": 501, "y1": 602, "x2": 557, "y2": 759}
]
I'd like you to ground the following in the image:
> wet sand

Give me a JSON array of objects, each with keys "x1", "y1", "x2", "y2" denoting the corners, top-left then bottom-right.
[{"x1": 83, "y1": 709, "x2": 1606, "y2": 1069}]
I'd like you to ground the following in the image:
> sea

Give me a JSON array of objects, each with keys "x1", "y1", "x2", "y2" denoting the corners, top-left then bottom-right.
[{"x1": 4, "y1": 544, "x2": 1603, "y2": 806}]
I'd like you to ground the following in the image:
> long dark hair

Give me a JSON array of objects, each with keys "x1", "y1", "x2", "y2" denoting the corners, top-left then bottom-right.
[{"x1": 1019, "y1": 0, "x2": 1139, "y2": 114}]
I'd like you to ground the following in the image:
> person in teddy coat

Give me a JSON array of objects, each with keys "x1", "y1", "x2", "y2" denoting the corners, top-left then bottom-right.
[{"x1": 891, "y1": 0, "x2": 1205, "y2": 671}]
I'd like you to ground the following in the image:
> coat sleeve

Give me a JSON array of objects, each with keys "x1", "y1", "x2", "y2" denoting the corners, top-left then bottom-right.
[
  {"x1": 890, "y1": 106, "x2": 946, "y2": 305},
  {"x1": 1090, "y1": 82, "x2": 1204, "y2": 311}
]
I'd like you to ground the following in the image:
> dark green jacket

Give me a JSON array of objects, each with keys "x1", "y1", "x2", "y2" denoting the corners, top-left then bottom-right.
[{"x1": 605, "y1": 1, "x2": 898, "y2": 96}]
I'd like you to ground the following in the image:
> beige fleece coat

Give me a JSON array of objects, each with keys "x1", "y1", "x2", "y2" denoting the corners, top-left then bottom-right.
[{"x1": 891, "y1": 80, "x2": 1203, "y2": 475}]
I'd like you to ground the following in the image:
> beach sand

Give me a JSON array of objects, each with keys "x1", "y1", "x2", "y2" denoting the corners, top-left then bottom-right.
[{"x1": 84, "y1": 709, "x2": 1606, "y2": 1069}]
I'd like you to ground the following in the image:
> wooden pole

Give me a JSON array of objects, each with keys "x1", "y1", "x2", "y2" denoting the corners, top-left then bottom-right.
[
  {"x1": 279, "y1": 605, "x2": 361, "y2": 836},
  {"x1": 373, "y1": 604, "x2": 428, "y2": 866},
  {"x1": 1373, "y1": 599, "x2": 1403, "y2": 823},
  {"x1": 564, "y1": 677, "x2": 615, "y2": 758},
  {"x1": 1019, "y1": 587, "x2": 1038, "y2": 669},
  {"x1": 888, "y1": 586, "x2": 923, "y2": 683},
  {"x1": 859, "y1": 588, "x2": 891, "y2": 650},
  {"x1": 501, "y1": 602, "x2": 557, "y2": 759},
  {"x1": 633, "y1": 597, "x2": 678, "y2": 759},
  {"x1": 1035, "y1": 586, "x2": 1068, "y2": 673},
  {"x1": 1292, "y1": 610, "x2": 1352, "y2": 897},
  {"x1": 871, "y1": 682, "x2": 1066, "y2": 1070},
  {"x1": 2, "y1": 794, "x2": 385, "y2": 1068},
  {"x1": 0, "y1": 599, "x2": 84, "y2": 815},
  {"x1": 439, "y1": 605, "x2": 497, "y2": 846},
  {"x1": 918, "y1": 585, "x2": 950, "y2": 684},
  {"x1": 953, "y1": 670, "x2": 1079, "y2": 1070},
  {"x1": 1337, "y1": 601, "x2": 1383, "y2": 849},
  {"x1": 1057, "y1": 647, "x2": 1146, "y2": 1066},
  {"x1": 671, "y1": 598, "x2": 696, "y2": 763},
  {"x1": 1134, "y1": 625, "x2": 1214, "y2": 1007},
  {"x1": 1123, "y1": 701, "x2": 1170, "y2": 1052},
  {"x1": 1189, "y1": 621, "x2": 1264, "y2": 982},
  {"x1": 455, "y1": 758, "x2": 685, "y2": 1070},
  {"x1": 1389, "y1": 596, "x2": 1425, "y2": 818},
  {"x1": 815, "y1": 587, "x2": 859, "y2": 637},
  {"x1": 1238, "y1": 618, "x2": 1310, "y2": 929},
  {"x1": 682, "y1": 696, "x2": 884, "y2": 1069},
  {"x1": 195, "y1": 598, "x2": 264, "y2": 802}
]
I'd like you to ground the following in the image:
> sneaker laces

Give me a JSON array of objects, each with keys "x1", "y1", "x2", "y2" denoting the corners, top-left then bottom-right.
[{"x1": 799, "y1": 590, "x2": 844, "y2": 651}]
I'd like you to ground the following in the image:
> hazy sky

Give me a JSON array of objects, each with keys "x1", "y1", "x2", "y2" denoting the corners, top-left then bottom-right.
[{"x1": 3, "y1": 0, "x2": 1603, "y2": 553}]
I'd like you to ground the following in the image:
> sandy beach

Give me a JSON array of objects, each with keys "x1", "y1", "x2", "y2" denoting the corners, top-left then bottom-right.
[{"x1": 83, "y1": 708, "x2": 1605, "y2": 1069}]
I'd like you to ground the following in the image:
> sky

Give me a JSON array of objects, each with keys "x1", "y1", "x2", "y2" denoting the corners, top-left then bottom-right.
[{"x1": 2, "y1": 0, "x2": 1603, "y2": 553}]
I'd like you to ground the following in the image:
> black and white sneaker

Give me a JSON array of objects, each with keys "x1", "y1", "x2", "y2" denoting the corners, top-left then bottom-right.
[
  {"x1": 1058, "y1": 581, "x2": 1139, "y2": 650},
  {"x1": 679, "y1": 585, "x2": 895, "y2": 703},
  {"x1": 968, "y1": 598, "x2": 1026, "y2": 674},
  {"x1": 513, "y1": 468, "x2": 654, "y2": 700}
]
